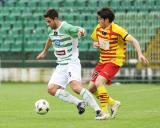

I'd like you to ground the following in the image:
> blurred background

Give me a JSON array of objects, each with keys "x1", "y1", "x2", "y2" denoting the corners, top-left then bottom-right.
[{"x1": 0, "y1": 0, "x2": 160, "y2": 83}]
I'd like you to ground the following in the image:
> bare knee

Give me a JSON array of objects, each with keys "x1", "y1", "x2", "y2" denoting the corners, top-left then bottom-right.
[
  {"x1": 70, "y1": 80, "x2": 82, "y2": 94},
  {"x1": 88, "y1": 81, "x2": 97, "y2": 93},
  {"x1": 95, "y1": 79, "x2": 100, "y2": 87},
  {"x1": 95, "y1": 76, "x2": 106, "y2": 87},
  {"x1": 48, "y1": 84, "x2": 59, "y2": 96}
]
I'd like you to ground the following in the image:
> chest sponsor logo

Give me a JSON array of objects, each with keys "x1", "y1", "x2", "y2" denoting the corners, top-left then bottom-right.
[
  {"x1": 54, "y1": 39, "x2": 61, "y2": 46},
  {"x1": 98, "y1": 38, "x2": 110, "y2": 50}
]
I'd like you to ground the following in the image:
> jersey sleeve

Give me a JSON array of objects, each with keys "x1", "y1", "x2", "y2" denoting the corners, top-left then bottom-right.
[
  {"x1": 91, "y1": 25, "x2": 99, "y2": 42},
  {"x1": 116, "y1": 26, "x2": 129, "y2": 41},
  {"x1": 63, "y1": 22, "x2": 80, "y2": 38}
]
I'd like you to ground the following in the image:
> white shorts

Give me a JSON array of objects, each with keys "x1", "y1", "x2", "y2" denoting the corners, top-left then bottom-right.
[{"x1": 48, "y1": 59, "x2": 81, "y2": 88}]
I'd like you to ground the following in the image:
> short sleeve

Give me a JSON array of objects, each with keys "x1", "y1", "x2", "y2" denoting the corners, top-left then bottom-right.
[
  {"x1": 91, "y1": 25, "x2": 99, "y2": 42},
  {"x1": 63, "y1": 22, "x2": 79, "y2": 38},
  {"x1": 116, "y1": 26, "x2": 129, "y2": 41}
]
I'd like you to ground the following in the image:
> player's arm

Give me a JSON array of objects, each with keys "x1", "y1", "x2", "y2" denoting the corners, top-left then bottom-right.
[
  {"x1": 65, "y1": 22, "x2": 85, "y2": 38},
  {"x1": 127, "y1": 35, "x2": 149, "y2": 64},
  {"x1": 92, "y1": 40, "x2": 100, "y2": 48},
  {"x1": 36, "y1": 38, "x2": 52, "y2": 60},
  {"x1": 117, "y1": 25, "x2": 149, "y2": 64}
]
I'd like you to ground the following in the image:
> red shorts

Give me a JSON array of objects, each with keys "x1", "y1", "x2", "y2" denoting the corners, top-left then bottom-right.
[{"x1": 90, "y1": 62, "x2": 120, "y2": 85}]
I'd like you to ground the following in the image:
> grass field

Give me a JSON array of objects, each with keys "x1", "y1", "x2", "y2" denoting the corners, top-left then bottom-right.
[{"x1": 0, "y1": 83, "x2": 160, "y2": 128}]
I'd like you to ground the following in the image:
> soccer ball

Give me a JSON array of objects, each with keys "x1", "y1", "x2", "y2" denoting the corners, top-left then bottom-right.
[{"x1": 35, "y1": 99, "x2": 49, "y2": 115}]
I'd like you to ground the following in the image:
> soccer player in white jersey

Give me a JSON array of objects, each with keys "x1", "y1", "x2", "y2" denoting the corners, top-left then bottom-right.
[{"x1": 36, "y1": 8, "x2": 107, "y2": 120}]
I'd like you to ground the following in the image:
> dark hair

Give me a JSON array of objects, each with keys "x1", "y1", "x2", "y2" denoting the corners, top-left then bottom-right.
[
  {"x1": 43, "y1": 9, "x2": 58, "y2": 19},
  {"x1": 97, "y1": 7, "x2": 115, "y2": 22}
]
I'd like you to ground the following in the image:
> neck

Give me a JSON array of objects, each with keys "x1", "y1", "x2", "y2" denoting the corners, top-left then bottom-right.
[
  {"x1": 105, "y1": 22, "x2": 112, "y2": 29},
  {"x1": 57, "y1": 20, "x2": 61, "y2": 28},
  {"x1": 54, "y1": 20, "x2": 61, "y2": 29}
]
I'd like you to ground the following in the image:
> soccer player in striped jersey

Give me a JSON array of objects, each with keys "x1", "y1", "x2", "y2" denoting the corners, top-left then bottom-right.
[
  {"x1": 88, "y1": 7, "x2": 149, "y2": 119},
  {"x1": 36, "y1": 9, "x2": 106, "y2": 120}
]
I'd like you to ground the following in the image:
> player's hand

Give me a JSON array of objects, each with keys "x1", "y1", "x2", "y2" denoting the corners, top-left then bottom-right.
[
  {"x1": 36, "y1": 51, "x2": 47, "y2": 60},
  {"x1": 138, "y1": 54, "x2": 149, "y2": 65},
  {"x1": 93, "y1": 42, "x2": 100, "y2": 48},
  {"x1": 78, "y1": 28, "x2": 85, "y2": 38}
]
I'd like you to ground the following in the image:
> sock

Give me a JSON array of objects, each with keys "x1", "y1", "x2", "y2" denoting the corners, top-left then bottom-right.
[
  {"x1": 94, "y1": 89, "x2": 116, "y2": 106},
  {"x1": 108, "y1": 97, "x2": 116, "y2": 106},
  {"x1": 55, "y1": 89, "x2": 81, "y2": 106},
  {"x1": 97, "y1": 86, "x2": 109, "y2": 113},
  {"x1": 80, "y1": 88, "x2": 101, "y2": 111}
]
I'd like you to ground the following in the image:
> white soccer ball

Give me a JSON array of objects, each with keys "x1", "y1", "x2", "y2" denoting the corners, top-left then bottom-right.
[{"x1": 35, "y1": 99, "x2": 49, "y2": 115}]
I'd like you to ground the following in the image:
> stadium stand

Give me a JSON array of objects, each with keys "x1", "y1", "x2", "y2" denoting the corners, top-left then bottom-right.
[
  {"x1": 137, "y1": 28, "x2": 160, "y2": 69},
  {"x1": 0, "y1": 0, "x2": 160, "y2": 68}
]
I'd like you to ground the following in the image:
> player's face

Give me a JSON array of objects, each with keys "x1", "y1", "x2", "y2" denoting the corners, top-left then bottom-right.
[
  {"x1": 98, "y1": 16, "x2": 110, "y2": 29},
  {"x1": 45, "y1": 17, "x2": 56, "y2": 29}
]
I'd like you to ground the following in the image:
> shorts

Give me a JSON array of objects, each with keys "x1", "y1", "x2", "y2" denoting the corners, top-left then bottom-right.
[
  {"x1": 90, "y1": 62, "x2": 120, "y2": 85},
  {"x1": 48, "y1": 59, "x2": 81, "y2": 88}
]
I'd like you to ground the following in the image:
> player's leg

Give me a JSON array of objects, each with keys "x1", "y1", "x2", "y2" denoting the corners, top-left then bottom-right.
[
  {"x1": 89, "y1": 62, "x2": 121, "y2": 118},
  {"x1": 88, "y1": 81, "x2": 98, "y2": 98},
  {"x1": 48, "y1": 84, "x2": 85, "y2": 114},
  {"x1": 89, "y1": 78, "x2": 120, "y2": 119},
  {"x1": 89, "y1": 81, "x2": 113, "y2": 104},
  {"x1": 94, "y1": 77, "x2": 120, "y2": 118},
  {"x1": 68, "y1": 60, "x2": 101, "y2": 112},
  {"x1": 95, "y1": 75, "x2": 110, "y2": 113},
  {"x1": 70, "y1": 80, "x2": 100, "y2": 111},
  {"x1": 88, "y1": 63, "x2": 110, "y2": 114},
  {"x1": 48, "y1": 66, "x2": 85, "y2": 114},
  {"x1": 70, "y1": 80, "x2": 108, "y2": 120},
  {"x1": 68, "y1": 61, "x2": 107, "y2": 119},
  {"x1": 97, "y1": 62, "x2": 121, "y2": 118},
  {"x1": 48, "y1": 84, "x2": 80, "y2": 105}
]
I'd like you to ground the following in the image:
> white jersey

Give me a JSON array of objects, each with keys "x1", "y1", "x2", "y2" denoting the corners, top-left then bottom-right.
[{"x1": 48, "y1": 21, "x2": 81, "y2": 65}]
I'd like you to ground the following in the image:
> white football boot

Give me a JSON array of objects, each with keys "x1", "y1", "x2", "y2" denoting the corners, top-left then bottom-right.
[
  {"x1": 110, "y1": 101, "x2": 121, "y2": 118},
  {"x1": 95, "y1": 110, "x2": 110, "y2": 120}
]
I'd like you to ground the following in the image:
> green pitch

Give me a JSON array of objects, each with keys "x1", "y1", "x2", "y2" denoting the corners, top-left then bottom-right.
[{"x1": 0, "y1": 83, "x2": 160, "y2": 128}]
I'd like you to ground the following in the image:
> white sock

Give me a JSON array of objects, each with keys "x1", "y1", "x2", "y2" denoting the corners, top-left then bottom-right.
[
  {"x1": 80, "y1": 88, "x2": 100, "y2": 111},
  {"x1": 55, "y1": 89, "x2": 81, "y2": 106}
]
